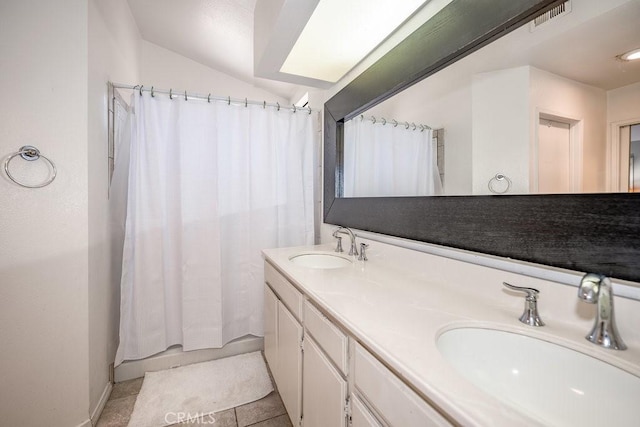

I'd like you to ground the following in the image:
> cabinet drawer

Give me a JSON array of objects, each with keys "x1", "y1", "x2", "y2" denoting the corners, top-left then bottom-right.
[
  {"x1": 304, "y1": 300, "x2": 348, "y2": 375},
  {"x1": 354, "y1": 344, "x2": 451, "y2": 427},
  {"x1": 265, "y1": 262, "x2": 303, "y2": 320}
]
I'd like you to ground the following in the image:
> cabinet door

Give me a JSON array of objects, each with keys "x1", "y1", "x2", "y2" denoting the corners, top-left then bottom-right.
[
  {"x1": 278, "y1": 303, "x2": 303, "y2": 426},
  {"x1": 264, "y1": 285, "x2": 278, "y2": 381},
  {"x1": 303, "y1": 336, "x2": 348, "y2": 427},
  {"x1": 351, "y1": 393, "x2": 382, "y2": 427}
]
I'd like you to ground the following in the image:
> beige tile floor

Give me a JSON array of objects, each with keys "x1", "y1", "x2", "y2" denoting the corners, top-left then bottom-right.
[{"x1": 96, "y1": 377, "x2": 292, "y2": 427}]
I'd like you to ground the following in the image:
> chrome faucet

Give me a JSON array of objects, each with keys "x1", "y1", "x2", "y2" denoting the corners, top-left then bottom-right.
[
  {"x1": 333, "y1": 226, "x2": 358, "y2": 256},
  {"x1": 503, "y1": 282, "x2": 545, "y2": 327},
  {"x1": 578, "y1": 273, "x2": 627, "y2": 350}
]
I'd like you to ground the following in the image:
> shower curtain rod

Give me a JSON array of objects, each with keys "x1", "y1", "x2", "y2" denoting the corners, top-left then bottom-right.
[
  {"x1": 359, "y1": 114, "x2": 432, "y2": 132},
  {"x1": 110, "y1": 82, "x2": 317, "y2": 113}
]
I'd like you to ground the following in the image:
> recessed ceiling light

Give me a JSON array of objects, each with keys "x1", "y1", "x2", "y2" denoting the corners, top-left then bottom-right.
[{"x1": 618, "y1": 48, "x2": 640, "y2": 61}]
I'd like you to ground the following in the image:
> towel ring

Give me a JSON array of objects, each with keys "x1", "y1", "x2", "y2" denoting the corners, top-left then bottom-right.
[
  {"x1": 4, "y1": 146, "x2": 57, "y2": 188},
  {"x1": 488, "y1": 173, "x2": 512, "y2": 194}
]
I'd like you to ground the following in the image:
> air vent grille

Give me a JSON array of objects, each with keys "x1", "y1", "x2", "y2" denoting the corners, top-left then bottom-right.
[{"x1": 531, "y1": 1, "x2": 571, "y2": 30}]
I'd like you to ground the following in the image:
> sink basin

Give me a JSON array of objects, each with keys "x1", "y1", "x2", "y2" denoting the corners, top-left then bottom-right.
[
  {"x1": 437, "y1": 328, "x2": 640, "y2": 426},
  {"x1": 289, "y1": 253, "x2": 352, "y2": 269}
]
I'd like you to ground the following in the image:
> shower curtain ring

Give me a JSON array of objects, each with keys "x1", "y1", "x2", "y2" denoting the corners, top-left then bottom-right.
[
  {"x1": 293, "y1": 105, "x2": 296, "y2": 113},
  {"x1": 263, "y1": 101, "x2": 266, "y2": 109},
  {"x1": 139, "y1": 85, "x2": 144, "y2": 96},
  {"x1": 184, "y1": 91, "x2": 188, "y2": 101},
  {"x1": 405, "y1": 121, "x2": 409, "y2": 129},
  {"x1": 371, "y1": 116, "x2": 376, "y2": 124},
  {"x1": 392, "y1": 119, "x2": 398, "y2": 127},
  {"x1": 228, "y1": 96, "x2": 231, "y2": 105},
  {"x1": 151, "y1": 86, "x2": 155, "y2": 97},
  {"x1": 381, "y1": 118, "x2": 386, "y2": 125},
  {"x1": 412, "y1": 122, "x2": 416, "y2": 130},
  {"x1": 277, "y1": 102, "x2": 280, "y2": 111},
  {"x1": 207, "y1": 94, "x2": 211, "y2": 103},
  {"x1": 169, "y1": 89, "x2": 173, "y2": 100},
  {"x1": 308, "y1": 106, "x2": 312, "y2": 115},
  {"x1": 245, "y1": 98, "x2": 248, "y2": 107}
]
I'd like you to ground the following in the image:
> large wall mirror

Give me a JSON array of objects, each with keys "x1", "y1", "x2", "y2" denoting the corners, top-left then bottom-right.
[{"x1": 324, "y1": 0, "x2": 640, "y2": 282}]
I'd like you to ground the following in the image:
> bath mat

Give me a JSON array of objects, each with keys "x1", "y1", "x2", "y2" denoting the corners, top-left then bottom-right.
[{"x1": 127, "y1": 351, "x2": 273, "y2": 427}]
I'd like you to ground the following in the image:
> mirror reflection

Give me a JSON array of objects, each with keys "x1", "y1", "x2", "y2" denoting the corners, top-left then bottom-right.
[{"x1": 342, "y1": 0, "x2": 640, "y2": 196}]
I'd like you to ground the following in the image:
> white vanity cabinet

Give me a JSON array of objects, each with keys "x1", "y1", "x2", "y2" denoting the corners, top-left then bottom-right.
[
  {"x1": 264, "y1": 260, "x2": 451, "y2": 427},
  {"x1": 264, "y1": 264, "x2": 303, "y2": 426}
]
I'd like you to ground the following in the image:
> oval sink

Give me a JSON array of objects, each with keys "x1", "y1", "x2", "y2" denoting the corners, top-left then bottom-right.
[
  {"x1": 289, "y1": 253, "x2": 352, "y2": 269},
  {"x1": 437, "y1": 328, "x2": 640, "y2": 426}
]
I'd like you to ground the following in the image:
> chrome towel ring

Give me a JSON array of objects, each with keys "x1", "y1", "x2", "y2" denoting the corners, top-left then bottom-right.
[
  {"x1": 4, "y1": 145, "x2": 57, "y2": 188},
  {"x1": 488, "y1": 173, "x2": 511, "y2": 194}
]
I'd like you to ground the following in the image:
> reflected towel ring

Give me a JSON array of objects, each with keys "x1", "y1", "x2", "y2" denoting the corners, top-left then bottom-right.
[
  {"x1": 4, "y1": 145, "x2": 57, "y2": 188},
  {"x1": 488, "y1": 173, "x2": 512, "y2": 194}
]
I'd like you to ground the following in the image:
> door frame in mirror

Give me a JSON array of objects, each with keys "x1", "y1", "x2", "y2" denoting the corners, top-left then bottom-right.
[{"x1": 323, "y1": 0, "x2": 640, "y2": 282}]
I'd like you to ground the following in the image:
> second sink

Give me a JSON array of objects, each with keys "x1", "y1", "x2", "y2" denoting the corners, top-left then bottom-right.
[
  {"x1": 289, "y1": 253, "x2": 352, "y2": 269},
  {"x1": 437, "y1": 327, "x2": 640, "y2": 426}
]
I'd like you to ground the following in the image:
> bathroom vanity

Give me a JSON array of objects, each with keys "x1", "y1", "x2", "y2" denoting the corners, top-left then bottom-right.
[{"x1": 262, "y1": 242, "x2": 640, "y2": 427}]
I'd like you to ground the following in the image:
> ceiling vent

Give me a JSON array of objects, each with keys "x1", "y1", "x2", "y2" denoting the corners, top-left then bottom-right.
[{"x1": 530, "y1": 0, "x2": 571, "y2": 31}]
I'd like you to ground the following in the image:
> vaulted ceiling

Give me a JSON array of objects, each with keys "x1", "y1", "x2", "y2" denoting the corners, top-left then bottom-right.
[
  {"x1": 126, "y1": 0, "x2": 640, "y2": 101},
  {"x1": 127, "y1": 0, "x2": 304, "y2": 99}
]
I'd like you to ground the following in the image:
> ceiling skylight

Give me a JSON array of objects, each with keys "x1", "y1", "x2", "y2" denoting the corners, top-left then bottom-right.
[{"x1": 280, "y1": 0, "x2": 429, "y2": 83}]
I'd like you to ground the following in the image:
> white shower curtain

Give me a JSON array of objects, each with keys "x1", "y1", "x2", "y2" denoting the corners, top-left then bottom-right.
[
  {"x1": 114, "y1": 93, "x2": 315, "y2": 365},
  {"x1": 343, "y1": 118, "x2": 442, "y2": 197}
]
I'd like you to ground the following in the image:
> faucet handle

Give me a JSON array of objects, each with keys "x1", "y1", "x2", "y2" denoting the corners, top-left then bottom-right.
[
  {"x1": 358, "y1": 243, "x2": 369, "y2": 261},
  {"x1": 503, "y1": 282, "x2": 545, "y2": 327},
  {"x1": 503, "y1": 282, "x2": 540, "y2": 299},
  {"x1": 334, "y1": 236, "x2": 343, "y2": 253}
]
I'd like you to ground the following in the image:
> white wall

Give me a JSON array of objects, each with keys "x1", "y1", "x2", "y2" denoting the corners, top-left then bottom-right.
[
  {"x1": 530, "y1": 67, "x2": 607, "y2": 193},
  {"x1": 472, "y1": 67, "x2": 531, "y2": 194},
  {"x1": 140, "y1": 40, "x2": 290, "y2": 104},
  {"x1": 0, "y1": 1, "x2": 90, "y2": 426},
  {"x1": 88, "y1": 0, "x2": 141, "y2": 418},
  {"x1": 607, "y1": 81, "x2": 640, "y2": 124}
]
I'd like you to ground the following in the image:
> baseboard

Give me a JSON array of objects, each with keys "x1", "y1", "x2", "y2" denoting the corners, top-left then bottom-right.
[
  {"x1": 114, "y1": 335, "x2": 264, "y2": 382},
  {"x1": 89, "y1": 381, "x2": 113, "y2": 426}
]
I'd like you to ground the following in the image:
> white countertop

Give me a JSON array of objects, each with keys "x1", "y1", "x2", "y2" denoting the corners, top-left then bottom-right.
[{"x1": 262, "y1": 243, "x2": 640, "y2": 427}]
